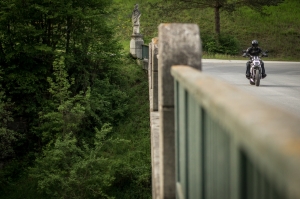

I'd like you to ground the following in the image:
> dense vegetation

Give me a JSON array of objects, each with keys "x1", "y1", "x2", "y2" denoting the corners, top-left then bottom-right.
[
  {"x1": 0, "y1": 0, "x2": 150, "y2": 198},
  {"x1": 0, "y1": 0, "x2": 299, "y2": 199},
  {"x1": 116, "y1": 0, "x2": 300, "y2": 60}
]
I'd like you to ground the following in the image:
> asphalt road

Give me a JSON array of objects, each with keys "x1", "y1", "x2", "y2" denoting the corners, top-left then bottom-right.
[{"x1": 202, "y1": 59, "x2": 300, "y2": 118}]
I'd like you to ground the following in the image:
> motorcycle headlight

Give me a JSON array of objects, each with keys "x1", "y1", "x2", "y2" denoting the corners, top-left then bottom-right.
[{"x1": 254, "y1": 61, "x2": 260, "y2": 66}]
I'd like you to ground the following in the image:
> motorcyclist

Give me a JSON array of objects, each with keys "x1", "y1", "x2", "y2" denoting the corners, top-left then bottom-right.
[{"x1": 243, "y1": 40, "x2": 267, "y2": 79}]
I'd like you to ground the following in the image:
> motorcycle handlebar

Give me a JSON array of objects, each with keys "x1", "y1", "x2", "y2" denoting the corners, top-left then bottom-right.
[{"x1": 241, "y1": 51, "x2": 268, "y2": 58}]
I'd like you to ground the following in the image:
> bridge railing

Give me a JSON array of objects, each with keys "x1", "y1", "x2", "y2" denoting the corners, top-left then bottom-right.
[
  {"x1": 172, "y1": 65, "x2": 300, "y2": 199},
  {"x1": 148, "y1": 23, "x2": 300, "y2": 199}
]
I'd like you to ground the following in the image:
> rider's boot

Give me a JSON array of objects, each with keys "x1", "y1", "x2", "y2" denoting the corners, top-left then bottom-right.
[{"x1": 261, "y1": 63, "x2": 267, "y2": 78}]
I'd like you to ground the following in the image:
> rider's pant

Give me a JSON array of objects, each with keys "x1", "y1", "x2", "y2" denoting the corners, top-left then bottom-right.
[{"x1": 246, "y1": 61, "x2": 266, "y2": 75}]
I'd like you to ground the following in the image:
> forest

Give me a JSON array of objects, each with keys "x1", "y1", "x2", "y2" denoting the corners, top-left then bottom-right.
[{"x1": 0, "y1": 0, "x2": 299, "y2": 199}]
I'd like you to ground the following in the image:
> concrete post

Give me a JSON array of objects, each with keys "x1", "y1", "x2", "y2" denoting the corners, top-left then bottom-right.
[
  {"x1": 130, "y1": 34, "x2": 144, "y2": 59},
  {"x1": 158, "y1": 23, "x2": 202, "y2": 199},
  {"x1": 149, "y1": 42, "x2": 153, "y2": 90},
  {"x1": 151, "y1": 38, "x2": 159, "y2": 112},
  {"x1": 149, "y1": 42, "x2": 153, "y2": 112}
]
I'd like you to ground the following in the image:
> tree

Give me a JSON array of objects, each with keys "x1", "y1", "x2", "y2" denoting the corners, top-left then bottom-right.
[
  {"x1": 36, "y1": 55, "x2": 90, "y2": 145},
  {"x1": 0, "y1": 0, "x2": 125, "y2": 154},
  {"x1": 30, "y1": 124, "x2": 128, "y2": 199},
  {"x1": 0, "y1": 85, "x2": 22, "y2": 161},
  {"x1": 152, "y1": 0, "x2": 284, "y2": 34},
  {"x1": 0, "y1": 0, "x2": 147, "y2": 197}
]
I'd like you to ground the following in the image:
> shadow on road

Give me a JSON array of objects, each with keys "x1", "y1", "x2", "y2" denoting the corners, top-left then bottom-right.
[
  {"x1": 259, "y1": 85, "x2": 300, "y2": 88},
  {"x1": 232, "y1": 84, "x2": 300, "y2": 88}
]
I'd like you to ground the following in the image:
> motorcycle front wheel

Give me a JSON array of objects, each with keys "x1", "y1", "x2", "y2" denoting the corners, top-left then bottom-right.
[{"x1": 255, "y1": 70, "x2": 260, "y2": 86}]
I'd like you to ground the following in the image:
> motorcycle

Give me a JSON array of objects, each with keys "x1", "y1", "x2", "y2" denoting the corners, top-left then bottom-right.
[{"x1": 242, "y1": 50, "x2": 268, "y2": 86}]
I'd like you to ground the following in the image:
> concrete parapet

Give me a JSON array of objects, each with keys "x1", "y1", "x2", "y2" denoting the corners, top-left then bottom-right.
[
  {"x1": 150, "y1": 111, "x2": 160, "y2": 199},
  {"x1": 157, "y1": 23, "x2": 202, "y2": 199},
  {"x1": 171, "y1": 65, "x2": 300, "y2": 199},
  {"x1": 158, "y1": 23, "x2": 202, "y2": 107}
]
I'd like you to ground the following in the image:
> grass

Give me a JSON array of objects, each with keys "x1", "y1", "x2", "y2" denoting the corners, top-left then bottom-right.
[{"x1": 113, "y1": 0, "x2": 300, "y2": 61}]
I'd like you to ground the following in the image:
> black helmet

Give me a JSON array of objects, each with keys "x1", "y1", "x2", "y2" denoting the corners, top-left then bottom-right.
[{"x1": 252, "y1": 40, "x2": 259, "y2": 48}]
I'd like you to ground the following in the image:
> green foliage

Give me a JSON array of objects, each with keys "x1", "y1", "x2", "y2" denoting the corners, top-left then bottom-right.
[
  {"x1": 36, "y1": 55, "x2": 90, "y2": 145},
  {"x1": 0, "y1": 0, "x2": 119, "y2": 138},
  {"x1": 112, "y1": 0, "x2": 300, "y2": 59},
  {"x1": 233, "y1": 0, "x2": 300, "y2": 58},
  {"x1": 30, "y1": 124, "x2": 128, "y2": 199},
  {"x1": 202, "y1": 33, "x2": 240, "y2": 55},
  {"x1": 0, "y1": 68, "x2": 24, "y2": 189},
  {"x1": 0, "y1": 0, "x2": 129, "y2": 164},
  {"x1": 1, "y1": 53, "x2": 150, "y2": 199},
  {"x1": 1, "y1": 11, "x2": 151, "y2": 199},
  {"x1": 0, "y1": 91, "x2": 20, "y2": 161},
  {"x1": 1, "y1": 0, "x2": 300, "y2": 198},
  {"x1": 106, "y1": 56, "x2": 151, "y2": 199},
  {"x1": 0, "y1": 0, "x2": 150, "y2": 198},
  {"x1": 88, "y1": 78, "x2": 128, "y2": 125},
  {"x1": 140, "y1": 0, "x2": 284, "y2": 35}
]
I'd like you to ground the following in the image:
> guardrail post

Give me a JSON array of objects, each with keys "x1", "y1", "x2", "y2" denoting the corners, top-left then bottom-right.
[{"x1": 158, "y1": 23, "x2": 202, "y2": 199}]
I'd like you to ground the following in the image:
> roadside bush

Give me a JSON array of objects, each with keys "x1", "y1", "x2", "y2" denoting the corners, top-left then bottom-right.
[
  {"x1": 30, "y1": 124, "x2": 129, "y2": 199},
  {"x1": 202, "y1": 33, "x2": 240, "y2": 55}
]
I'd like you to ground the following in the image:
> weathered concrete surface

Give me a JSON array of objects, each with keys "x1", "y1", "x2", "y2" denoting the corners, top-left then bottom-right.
[
  {"x1": 149, "y1": 47, "x2": 160, "y2": 199},
  {"x1": 158, "y1": 23, "x2": 202, "y2": 199},
  {"x1": 151, "y1": 38, "x2": 159, "y2": 111},
  {"x1": 130, "y1": 34, "x2": 144, "y2": 59},
  {"x1": 150, "y1": 111, "x2": 160, "y2": 199},
  {"x1": 143, "y1": 59, "x2": 148, "y2": 71},
  {"x1": 158, "y1": 23, "x2": 202, "y2": 107},
  {"x1": 171, "y1": 65, "x2": 300, "y2": 199}
]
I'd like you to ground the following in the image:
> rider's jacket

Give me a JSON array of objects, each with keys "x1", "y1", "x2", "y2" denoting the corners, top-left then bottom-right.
[{"x1": 246, "y1": 47, "x2": 262, "y2": 56}]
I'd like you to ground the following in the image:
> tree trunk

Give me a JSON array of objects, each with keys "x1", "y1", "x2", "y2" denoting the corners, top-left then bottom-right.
[{"x1": 214, "y1": 5, "x2": 221, "y2": 35}]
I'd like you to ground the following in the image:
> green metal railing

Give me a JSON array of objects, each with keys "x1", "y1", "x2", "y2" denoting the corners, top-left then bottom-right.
[
  {"x1": 172, "y1": 65, "x2": 300, "y2": 199},
  {"x1": 142, "y1": 44, "x2": 149, "y2": 59}
]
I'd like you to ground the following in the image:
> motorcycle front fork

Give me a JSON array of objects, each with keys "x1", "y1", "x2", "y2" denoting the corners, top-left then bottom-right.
[{"x1": 251, "y1": 68, "x2": 262, "y2": 78}]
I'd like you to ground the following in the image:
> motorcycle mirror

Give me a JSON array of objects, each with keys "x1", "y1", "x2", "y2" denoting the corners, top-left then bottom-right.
[
  {"x1": 242, "y1": 50, "x2": 246, "y2": 53},
  {"x1": 265, "y1": 50, "x2": 269, "y2": 53}
]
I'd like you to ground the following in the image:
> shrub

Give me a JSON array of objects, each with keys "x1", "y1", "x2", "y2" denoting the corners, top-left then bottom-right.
[{"x1": 202, "y1": 33, "x2": 240, "y2": 55}]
